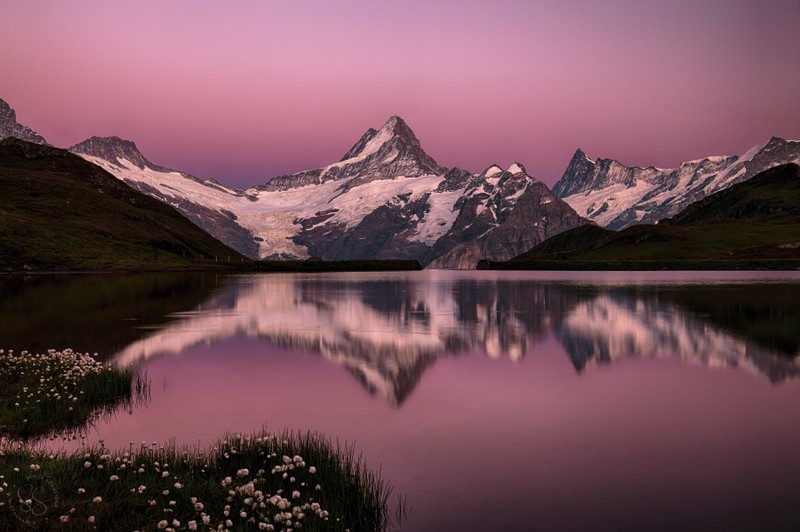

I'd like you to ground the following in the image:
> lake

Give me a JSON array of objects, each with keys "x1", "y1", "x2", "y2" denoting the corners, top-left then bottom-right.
[{"x1": 2, "y1": 270, "x2": 800, "y2": 531}]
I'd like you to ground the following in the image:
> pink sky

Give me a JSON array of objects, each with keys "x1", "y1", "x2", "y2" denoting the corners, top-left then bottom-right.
[{"x1": 2, "y1": 0, "x2": 799, "y2": 187}]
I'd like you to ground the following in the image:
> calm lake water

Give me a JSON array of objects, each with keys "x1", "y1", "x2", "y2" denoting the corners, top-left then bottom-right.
[{"x1": 3, "y1": 270, "x2": 800, "y2": 531}]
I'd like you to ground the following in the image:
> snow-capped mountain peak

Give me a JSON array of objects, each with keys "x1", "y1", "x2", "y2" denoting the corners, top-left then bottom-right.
[
  {"x1": 339, "y1": 115, "x2": 419, "y2": 162},
  {"x1": 261, "y1": 115, "x2": 444, "y2": 192}
]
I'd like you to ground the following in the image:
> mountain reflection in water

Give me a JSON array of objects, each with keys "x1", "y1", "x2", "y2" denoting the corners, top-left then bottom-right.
[{"x1": 110, "y1": 273, "x2": 800, "y2": 405}]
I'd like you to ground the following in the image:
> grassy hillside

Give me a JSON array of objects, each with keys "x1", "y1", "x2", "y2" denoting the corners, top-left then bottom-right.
[
  {"x1": 489, "y1": 163, "x2": 800, "y2": 270},
  {"x1": 0, "y1": 138, "x2": 247, "y2": 271}
]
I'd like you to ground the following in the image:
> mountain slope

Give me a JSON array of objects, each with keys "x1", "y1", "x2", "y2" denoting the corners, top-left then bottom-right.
[
  {"x1": 0, "y1": 138, "x2": 246, "y2": 271},
  {"x1": 70, "y1": 136, "x2": 261, "y2": 258},
  {"x1": 70, "y1": 116, "x2": 584, "y2": 268},
  {"x1": 499, "y1": 163, "x2": 800, "y2": 268},
  {"x1": 554, "y1": 137, "x2": 800, "y2": 229}
]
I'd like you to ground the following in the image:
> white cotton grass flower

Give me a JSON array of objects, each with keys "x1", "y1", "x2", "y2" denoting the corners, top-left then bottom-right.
[
  {"x1": 237, "y1": 468, "x2": 249, "y2": 478},
  {"x1": 92, "y1": 496, "x2": 102, "y2": 503}
]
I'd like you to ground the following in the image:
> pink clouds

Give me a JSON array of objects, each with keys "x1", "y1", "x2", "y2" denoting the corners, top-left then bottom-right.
[{"x1": 2, "y1": 0, "x2": 799, "y2": 186}]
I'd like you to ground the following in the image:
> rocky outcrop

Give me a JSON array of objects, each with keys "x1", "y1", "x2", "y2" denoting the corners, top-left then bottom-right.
[
  {"x1": 427, "y1": 164, "x2": 588, "y2": 268},
  {"x1": 0, "y1": 98, "x2": 48, "y2": 145}
]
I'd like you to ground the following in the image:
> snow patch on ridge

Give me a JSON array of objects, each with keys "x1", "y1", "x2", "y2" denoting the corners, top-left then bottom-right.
[
  {"x1": 484, "y1": 165, "x2": 503, "y2": 178},
  {"x1": 507, "y1": 163, "x2": 524, "y2": 175}
]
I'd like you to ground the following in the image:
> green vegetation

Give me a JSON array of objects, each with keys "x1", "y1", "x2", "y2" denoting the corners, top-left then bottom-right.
[
  {"x1": 0, "y1": 139, "x2": 247, "y2": 272},
  {"x1": 489, "y1": 163, "x2": 800, "y2": 270},
  {"x1": 0, "y1": 349, "x2": 143, "y2": 440},
  {"x1": 0, "y1": 430, "x2": 394, "y2": 531}
]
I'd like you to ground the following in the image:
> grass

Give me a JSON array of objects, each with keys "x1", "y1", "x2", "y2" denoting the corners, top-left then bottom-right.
[
  {"x1": 0, "y1": 348, "x2": 397, "y2": 530},
  {"x1": 0, "y1": 349, "x2": 145, "y2": 440},
  {"x1": 0, "y1": 429, "x2": 395, "y2": 531}
]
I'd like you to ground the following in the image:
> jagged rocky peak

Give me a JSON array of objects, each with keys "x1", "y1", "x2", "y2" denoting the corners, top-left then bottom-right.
[
  {"x1": 70, "y1": 136, "x2": 155, "y2": 170},
  {"x1": 760, "y1": 136, "x2": 798, "y2": 157},
  {"x1": 262, "y1": 115, "x2": 445, "y2": 191},
  {"x1": 0, "y1": 97, "x2": 48, "y2": 145},
  {"x1": 341, "y1": 115, "x2": 426, "y2": 161},
  {"x1": 552, "y1": 149, "x2": 597, "y2": 197}
]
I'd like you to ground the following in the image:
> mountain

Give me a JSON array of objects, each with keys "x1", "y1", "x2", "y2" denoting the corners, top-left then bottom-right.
[
  {"x1": 70, "y1": 116, "x2": 585, "y2": 268},
  {"x1": 0, "y1": 97, "x2": 48, "y2": 145},
  {"x1": 426, "y1": 163, "x2": 587, "y2": 268},
  {"x1": 554, "y1": 137, "x2": 800, "y2": 230},
  {"x1": 70, "y1": 136, "x2": 261, "y2": 258},
  {"x1": 0, "y1": 138, "x2": 246, "y2": 271},
  {"x1": 497, "y1": 163, "x2": 800, "y2": 268}
]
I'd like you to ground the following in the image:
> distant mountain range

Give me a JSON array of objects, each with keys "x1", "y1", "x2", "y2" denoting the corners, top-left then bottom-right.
[
  {"x1": 68, "y1": 116, "x2": 587, "y2": 268},
  {"x1": 2, "y1": 96, "x2": 799, "y2": 268},
  {"x1": 496, "y1": 162, "x2": 800, "y2": 268},
  {"x1": 554, "y1": 137, "x2": 800, "y2": 229}
]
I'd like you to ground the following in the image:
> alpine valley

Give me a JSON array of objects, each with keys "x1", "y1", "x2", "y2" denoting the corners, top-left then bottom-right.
[{"x1": 2, "y1": 97, "x2": 799, "y2": 269}]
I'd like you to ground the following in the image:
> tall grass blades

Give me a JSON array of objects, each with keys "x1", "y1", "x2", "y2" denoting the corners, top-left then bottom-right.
[
  {"x1": 0, "y1": 348, "x2": 145, "y2": 440},
  {"x1": 0, "y1": 429, "x2": 395, "y2": 531}
]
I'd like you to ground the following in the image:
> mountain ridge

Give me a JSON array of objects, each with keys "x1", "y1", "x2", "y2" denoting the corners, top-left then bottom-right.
[
  {"x1": 554, "y1": 137, "x2": 800, "y2": 230},
  {"x1": 3, "y1": 95, "x2": 799, "y2": 269},
  {"x1": 63, "y1": 111, "x2": 585, "y2": 267},
  {"x1": 495, "y1": 163, "x2": 800, "y2": 269},
  {"x1": 0, "y1": 137, "x2": 246, "y2": 271}
]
